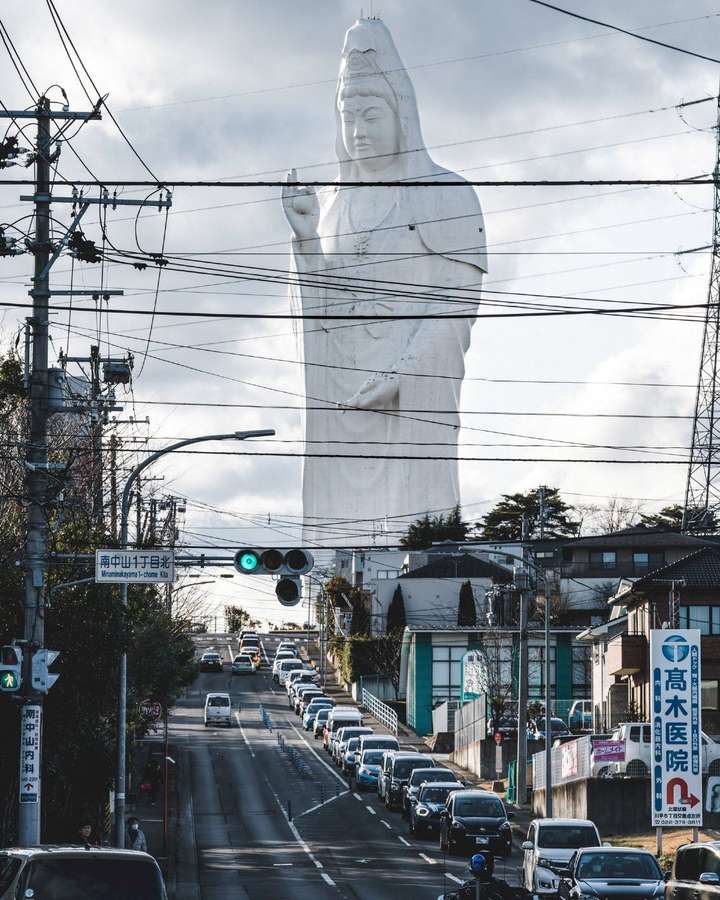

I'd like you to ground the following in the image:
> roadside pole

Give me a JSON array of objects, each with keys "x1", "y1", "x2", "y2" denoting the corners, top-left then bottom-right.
[
  {"x1": 543, "y1": 572, "x2": 553, "y2": 817},
  {"x1": 515, "y1": 516, "x2": 530, "y2": 809}
]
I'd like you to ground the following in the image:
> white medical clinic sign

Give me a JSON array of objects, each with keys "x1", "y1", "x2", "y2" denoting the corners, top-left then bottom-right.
[{"x1": 650, "y1": 629, "x2": 702, "y2": 827}]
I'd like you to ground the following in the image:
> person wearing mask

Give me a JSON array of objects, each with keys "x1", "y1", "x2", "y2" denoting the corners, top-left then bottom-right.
[{"x1": 126, "y1": 816, "x2": 148, "y2": 852}]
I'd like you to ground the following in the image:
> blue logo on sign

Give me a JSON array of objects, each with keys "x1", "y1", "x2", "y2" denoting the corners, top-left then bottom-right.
[{"x1": 662, "y1": 634, "x2": 690, "y2": 663}]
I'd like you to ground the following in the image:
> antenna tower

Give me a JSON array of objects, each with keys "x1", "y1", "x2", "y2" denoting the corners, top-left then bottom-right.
[{"x1": 683, "y1": 91, "x2": 720, "y2": 533}]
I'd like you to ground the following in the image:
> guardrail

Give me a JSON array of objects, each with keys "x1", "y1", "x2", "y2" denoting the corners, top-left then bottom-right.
[{"x1": 361, "y1": 687, "x2": 398, "y2": 735}]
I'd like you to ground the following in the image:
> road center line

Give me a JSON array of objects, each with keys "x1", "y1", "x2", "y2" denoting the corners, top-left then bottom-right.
[
  {"x1": 321, "y1": 873, "x2": 337, "y2": 886},
  {"x1": 419, "y1": 853, "x2": 437, "y2": 865},
  {"x1": 446, "y1": 873, "x2": 464, "y2": 884},
  {"x1": 380, "y1": 819, "x2": 392, "y2": 830},
  {"x1": 295, "y1": 791, "x2": 348, "y2": 819},
  {"x1": 366, "y1": 805, "x2": 376, "y2": 816},
  {"x1": 353, "y1": 792, "x2": 362, "y2": 801},
  {"x1": 398, "y1": 836, "x2": 411, "y2": 846}
]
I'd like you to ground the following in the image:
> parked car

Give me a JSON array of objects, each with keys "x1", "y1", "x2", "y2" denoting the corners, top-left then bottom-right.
[
  {"x1": 342, "y1": 737, "x2": 362, "y2": 775},
  {"x1": 438, "y1": 789, "x2": 513, "y2": 857},
  {"x1": 521, "y1": 818, "x2": 602, "y2": 896},
  {"x1": 285, "y1": 669, "x2": 318, "y2": 694},
  {"x1": 610, "y1": 723, "x2": 720, "y2": 777},
  {"x1": 486, "y1": 716, "x2": 519, "y2": 738},
  {"x1": 333, "y1": 726, "x2": 373, "y2": 765},
  {"x1": 203, "y1": 692, "x2": 232, "y2": 727},
  {"x1": 312, "y1": 707, "x2": 332, "y2": 739},
  {"x1": 403, "y1": 767, "x2": 459, "y2": 820},
  {"x1": 238, "y1": 630, "x2": 258, "y2": 644},
  {"x1": 358, "y1": 734, "x2": 399, "y2": 757},
  {"x1": 409, "y1": 781, "x2": 463, "y2": 838},
  {"x1": 303, "y1": 698, "x2": 334, "y2": 730},
  {"x1": 289, "y1": 683, "x2": 321, "y2": 711},
  {"x1": 668, "y1": 840, "x2": 720, "y2": 900},
  {"x1": 231, "y1": 654, "x2": 254, "y2": 676},
  {"x1": 277, "y1": 641, "x2": 298, "y2": 656},
  {"x1": 568, "y1": 700, "x2": 592, "y2": 731},
  {"x1": 557, "y1": 847, "x2": 664, "y2": 900},
  {"x1": 324, "y1": 707, "x2": 363, "y2": 752},
  {"x1": 378, "y1": 749, "x2": 399, "y2": 800},
  {"x1": 199, "y1": 652, "x2": 223, "y2": 673},
  {"x1": 383, "y1": 752, "x2": 433, "y2": 809},
  {"x1": 297, "y1": 689, "x2": 325, "y2": 716},
  {"x1": 529, "y1": 717, "x2": 571, "y2": 742},
  {"x1": 0, "y1": 847, "x2": 168, "y2": 900},
  {"x1": 274, "y1": 659, "x2": 304, "y2": 685}
]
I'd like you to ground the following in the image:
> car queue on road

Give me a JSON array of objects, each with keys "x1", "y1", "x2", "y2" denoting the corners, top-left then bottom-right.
[{"x1": 193, "y1": 633, "x2": 720, "y2": 900}]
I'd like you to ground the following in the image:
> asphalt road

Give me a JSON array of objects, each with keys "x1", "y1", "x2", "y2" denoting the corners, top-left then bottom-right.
[{"x1": 172, "y1": 632, "x2": 522, "y2": 899}]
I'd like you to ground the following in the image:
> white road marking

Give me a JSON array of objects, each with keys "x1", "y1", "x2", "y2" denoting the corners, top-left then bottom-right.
[
  {"x1": 236, "y1": 712, "x2": 256, "y2": 758},
  {"x1": 353, "y1": 792, "x2": 362, "y2": 801},
  {"x1": 321, "y1": 873, "x2": 336, "y2": 886},
  {"x1": 286, "y1": 721, "x2": 349, "y2": 786},
  {"x1": 260, "y1": 639, "x2": 270, "y2": 666},
  {"x1": 398, "y1": 836, "x2": 411, "y2": 847},
  {"x1": 295, "y1": 791, "x2": 349, "y2": 819},
  {"x1": 366, "y1": 805, "x2": 376, "y2": 816},
  {"x1": 226, "y1": 642, "x2": 234, "y2": 661},
  {"x1": 273, "y1": 863, "x2": 293, "y2": 867},
  {"x1": 445, "y1": 873, "x2": 464, "y2": 884},
  {"x1": 419, "y1": 853, "x2": 437, "y2": 865},
  {"x1": 380, "y1": 820, "x2": 392, "y2": 830}
]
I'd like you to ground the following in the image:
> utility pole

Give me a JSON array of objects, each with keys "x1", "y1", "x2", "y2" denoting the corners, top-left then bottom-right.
[
  {"x1": 514, "y1": 514, "x2": 530, "y2": 809},
  {"x1": 109, "y1": 434, "x2": 118, "y2": 541},
  {"x1": 0, "y1": 94, "x2": 170, "y2": 845},
  {"x1": 543, "y1": 570, "x2": 553, "y2": 817}
]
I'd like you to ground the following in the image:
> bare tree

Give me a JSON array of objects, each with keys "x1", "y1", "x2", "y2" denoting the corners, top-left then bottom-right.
[{"x1": 475, "y1": 630, "x2": 515, "y2": 727}]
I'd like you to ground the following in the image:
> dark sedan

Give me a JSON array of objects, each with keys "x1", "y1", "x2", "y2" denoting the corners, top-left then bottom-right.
[
  {"x1": 409, "y1": 781, "x2": 463, "y2": 838},
  {"x1": 199, "y1": 652, "x2": 223, "y2": 673},
  {"x1": 439, "y1": 790, "x2": 513, "y2": 857},
  {"x1": 557, "y1": 848, "x2": 664, "y2": 900}
]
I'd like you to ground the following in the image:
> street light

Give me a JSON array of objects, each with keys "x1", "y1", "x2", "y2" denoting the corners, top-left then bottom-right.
[{"x1": 114, "y1": 429, "x2": 274, "y2": 847}]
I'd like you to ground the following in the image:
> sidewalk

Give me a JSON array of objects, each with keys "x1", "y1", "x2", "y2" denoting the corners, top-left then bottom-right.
[{"x1": 126, "y1": 737, "x2": 170, "y2": 873}]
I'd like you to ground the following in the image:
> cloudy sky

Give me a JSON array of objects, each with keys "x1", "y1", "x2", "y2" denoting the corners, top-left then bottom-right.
[{"x1": 1, "y1": 1, "x2": 718, "y2": 624}]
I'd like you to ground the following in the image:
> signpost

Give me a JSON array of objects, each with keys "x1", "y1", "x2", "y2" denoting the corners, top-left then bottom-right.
[
  {"x1": 95, "y1": 550, "x2": 175, "y2": 584},
  {"x1": 19, "y1": 705, "x2": 41, "y2": 806},
  {"x1": 461, "y1": 650, "x2": 484, "y2": 702},
  {"x1": 650, "y1": 629, "x2": 702, "y2": 843},
  {"x1": 139, "y1": 699, "x2": 162, "y2": 721}
]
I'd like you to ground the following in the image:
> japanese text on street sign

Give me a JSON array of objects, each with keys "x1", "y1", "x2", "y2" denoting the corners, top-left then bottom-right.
[
  {"x1": 462, "y1": 651, "x2": 483, "y2": 699},
  {"x1": 591, "y1": 740, "x2": 625, "y2": 763},
  {"x1": 95, "y1": 549, "x2": 175, "y2": 584},
  {"x1": 19, "y1": 705, "x2": 41, "y2": 804},
  {"x1": 650, "y1": 629, "x2": 702, "y2": 827}
]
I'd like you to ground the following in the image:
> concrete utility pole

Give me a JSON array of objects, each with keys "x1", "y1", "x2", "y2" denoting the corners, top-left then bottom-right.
[
  {"x1": 543, "y1": 571, "x2": 553, "y2": 817},
  {"x1": 514, "y1": 514, "x2": 530, "y2": 809}
]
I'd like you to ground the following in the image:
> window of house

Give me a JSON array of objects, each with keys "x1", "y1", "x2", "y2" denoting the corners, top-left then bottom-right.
[
  {"x1": 528, "y1": 645, "x2": 556, "y2": 698},
  {"x1": 431, "y1": 646, "x2": 466, "y2": 702},
  {"x1": 702, "y1": 680, "x2": 720, "y2": 711},
  {"x1": 679, "y1": 605, "x2": 718, "y2": 635},
  {"x1": 572, "y1": 646, "x2": 591, "y2": 698},
  {"x1": 590, "y1": 551, "x2": 617, "y2": 569},
  {"x1": 535, "y1": 551, "x2": 554, "y2": 560},
  {"x1": 632, "y1": 552, "x2": 649, "y2": 571},
  {"x1": 562, "y1": 549, "x2": 573, "y2": 562}
]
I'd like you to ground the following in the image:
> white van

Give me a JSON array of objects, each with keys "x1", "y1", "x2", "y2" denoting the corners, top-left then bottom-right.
[
  {"x1": 204, "y1": 692, "x2": 232, "y2": 727},
  {"x1": 324, "y1": 706, "x2": 363, "y2": 752}
]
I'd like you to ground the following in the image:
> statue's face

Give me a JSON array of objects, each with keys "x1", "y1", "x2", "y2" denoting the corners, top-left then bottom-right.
[{"x1": 339, "y1": 95, "x2": 399, "y2": 171}]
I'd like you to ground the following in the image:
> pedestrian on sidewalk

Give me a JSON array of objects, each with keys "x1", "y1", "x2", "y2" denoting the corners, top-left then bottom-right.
[
  {"x1": 75, "y1": 818, "x2": 99, "y2": 848},
  {"x1": 126, "y1": 816, "x2": 148, "y2": 852}
]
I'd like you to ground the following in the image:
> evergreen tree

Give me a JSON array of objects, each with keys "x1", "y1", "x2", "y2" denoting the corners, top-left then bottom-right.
[
  {"x1": 457, "y1": 580, "x2": 477, "y2": 627},
  {"x1": 386, "y1": 584, "x2": 406, "y2": 635},
  {"x1": 477, "y1": 486, "x2": 579, "y2": 541},
  {"x1": 400, "y1": 504, "x2": 469, "y2": 549}
]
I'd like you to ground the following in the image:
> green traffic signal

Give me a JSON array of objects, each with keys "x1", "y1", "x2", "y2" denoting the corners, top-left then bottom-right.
[
  {"x1": 237, "y1": 551, "x2": 260, "y2": 572},
  {"x1": 0, "y1": 671, "x2": 18, "y2": 690}
]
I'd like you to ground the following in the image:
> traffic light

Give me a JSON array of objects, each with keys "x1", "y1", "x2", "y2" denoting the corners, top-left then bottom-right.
[
  {"x1": 234, "y1": 548, "x2": 314, "y2": 576},
  {"x1": 31, "y1": 649, "x2": 60, "y2": 693},
  {"x1": 234, "y1": 548, "x2": 314, "y2": 607},
  {"x1": 0, "y1": 645, "x2": 22, "y2": 693}
]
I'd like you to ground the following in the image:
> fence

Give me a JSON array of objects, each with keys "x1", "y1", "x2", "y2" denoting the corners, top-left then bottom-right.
[
  {"x1": 361, "y1": 687, "x2": 398, "y2": 735},
  {"x1": 432, "y1": 700, "x2": 463, "y2": 735},
  {"x1": 453, "y1": 696, "x2": 486, "y2": 751},
  {"x1": 532, "y1": 734, "x2": 592, "y2": 790}
]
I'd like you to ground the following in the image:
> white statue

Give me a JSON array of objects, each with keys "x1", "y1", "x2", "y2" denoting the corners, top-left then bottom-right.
[{"x1": 281, "y1": 17, "x2": 487, "y2": 544}]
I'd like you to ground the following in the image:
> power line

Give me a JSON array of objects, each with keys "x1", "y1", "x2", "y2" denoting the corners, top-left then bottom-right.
[
  {"x1": 528, "y1": 0, "x2": 720, "y2": 65},
  {"x1": 0, "y1": 177, "x2": 716, "y2": 187}
]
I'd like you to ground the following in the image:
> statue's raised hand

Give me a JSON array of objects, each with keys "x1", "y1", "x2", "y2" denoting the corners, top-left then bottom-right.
[{"x1": 282, "y1": 168, "x2": 320, "y2": 242}]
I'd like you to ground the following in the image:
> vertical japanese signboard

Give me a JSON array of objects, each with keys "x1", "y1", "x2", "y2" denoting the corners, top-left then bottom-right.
[
  {"x1": 19, "y1": 704, "x2": 41, "y2": 805},
  {"x1": 650, "y1": 629, "x2": 702, "y2": 827}
]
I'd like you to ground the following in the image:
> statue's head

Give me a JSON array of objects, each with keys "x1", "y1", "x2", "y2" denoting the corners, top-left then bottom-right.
[
  {"x1": 334, "y1": 18, "x2": 428, "y2": 180},
  {"x1": 338, "y1": 53, "x2": 400, "y2": 172}
]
